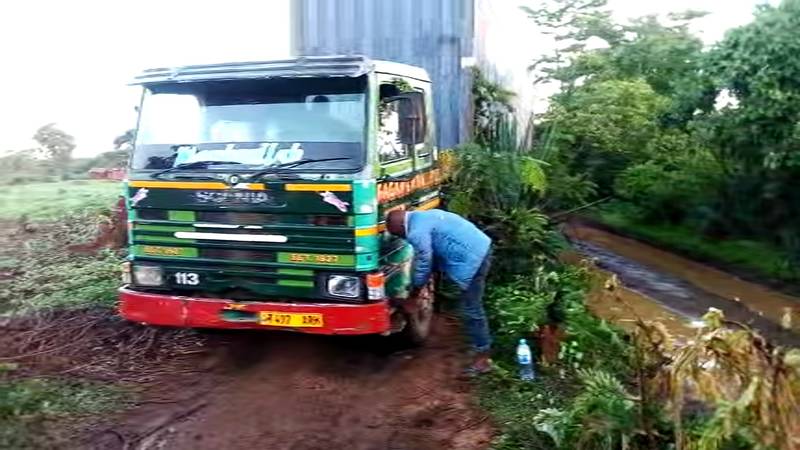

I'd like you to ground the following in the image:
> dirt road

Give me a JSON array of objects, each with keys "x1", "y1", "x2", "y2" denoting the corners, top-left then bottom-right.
[
  {"x1": 87, "y1": 316, "x2": 493, "y2": 450},
  {"x1": 566, "y1": 222, "x2": 800, "y2": 346}
]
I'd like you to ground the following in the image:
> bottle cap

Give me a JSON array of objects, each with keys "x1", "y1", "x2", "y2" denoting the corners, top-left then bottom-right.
[{"x1": 519, "y1": 338, "x2": 527, "y2": 345}]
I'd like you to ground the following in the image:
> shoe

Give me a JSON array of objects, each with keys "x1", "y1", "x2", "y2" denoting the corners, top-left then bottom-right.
[{"x1": 463, "y1": 352, "x2": 492, "y2": 376}]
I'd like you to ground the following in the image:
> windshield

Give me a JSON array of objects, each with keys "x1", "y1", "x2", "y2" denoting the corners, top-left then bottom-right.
[{"x1": 132, "y1": 77, "x2": 367, "y2": 171}]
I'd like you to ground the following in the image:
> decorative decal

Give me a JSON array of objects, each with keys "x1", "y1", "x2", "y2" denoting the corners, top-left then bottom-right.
[
  {"x1": 175, "y1": 143, "x2": 305, "y2": 166},
  {"x1": 320, "y1": 191, "x2": 350, "y2": 212},
  {"x1": 377, "y1": 168, "x2": 443, "y2": 203},
  {"x1": 130, "y1": 187, "x2": 149, "y2": 206}
]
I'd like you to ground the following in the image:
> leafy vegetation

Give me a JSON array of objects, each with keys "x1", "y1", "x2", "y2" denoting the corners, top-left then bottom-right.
[
  {"x1": 32, "y1": 123, "x2": 76, "y2": 171},
  {"x1": 446, "y1": 100, "x2": 639, "y2": 449},
  {"x1": 635, "y1": 308, "x2": 800, "y2": 450},
  {"x1": 0, "y1": 376, "x2": 125, "y2": 448},
  {"x1": 481, "y1": 265, "x2": 800, "y2": 450},
  {"x1": 529, "y1": 0, "x2": 800, "y2": 281},
  {"x1": 472, "y1": 67, "x2": 516, "y2": 146},
  {"x1": 0, "y1": 179, "x2": 129, "y2": 445},
  {"x1": 461, "y1": 10, "x2": 800, "y2": 442},
  {"x1": 479, "y1": 368, "x2": 576, "y2": 450},
  {"x1": 446, "y1": 122, "x2": 561, "y2": 278},
  {"x1": 0, "y1": 208, "x2": 124, "y2": 313},
  {"x1": 1, "y1": 121, "x2": 128, "y2": 185}
]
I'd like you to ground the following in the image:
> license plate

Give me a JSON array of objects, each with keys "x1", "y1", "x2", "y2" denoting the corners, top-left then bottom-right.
[{"x1": 258, "y1": 311, "x2": 324, "y2": 328}]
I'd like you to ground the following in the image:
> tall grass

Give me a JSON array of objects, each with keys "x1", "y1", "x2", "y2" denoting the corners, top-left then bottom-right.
[{"x1": 0, "y1": 180, "x2": 121, "y2": 221}]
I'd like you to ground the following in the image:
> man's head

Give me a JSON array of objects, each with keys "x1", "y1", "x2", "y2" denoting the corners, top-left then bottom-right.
[
  {"x1": 386, "y1": 209, "x2": 407, "y2": 237},
  {"x1": 310, "y1": 95, "x2": 331, "y2": 116}
]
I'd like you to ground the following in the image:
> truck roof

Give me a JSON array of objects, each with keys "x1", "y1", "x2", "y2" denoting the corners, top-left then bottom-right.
[{"x1": 131, "y1": 55, "x2": 430, "y2": 85}]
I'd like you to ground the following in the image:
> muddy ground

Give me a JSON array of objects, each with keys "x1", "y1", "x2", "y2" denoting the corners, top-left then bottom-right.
[
  {"x1": 1, "y1": 217, "x2": 492, "y2": 450},
  {"x1": 9, "y1": 219, "x2": 799, "y2": 449},
  {"x1": 566, "y1": 222, "x2": 800, "y2": 346},
  {"x1": 14, "y1": 314, "x2": 490, "y2": 450}
]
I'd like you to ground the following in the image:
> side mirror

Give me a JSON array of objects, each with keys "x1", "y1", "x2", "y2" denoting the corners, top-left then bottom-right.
[{"x1": 384, "y1": 91, "x2": 427, "y2": 145}]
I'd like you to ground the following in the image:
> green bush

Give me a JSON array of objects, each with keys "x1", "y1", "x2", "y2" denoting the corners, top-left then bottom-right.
[
  {"x1": 446, "y1": 123, "x2": 563, "y2": 278},
  {"x1": 613, "y1": 132, "x2": 723, "y2": 225},
  {"x1": 558, "y1": 302, "x2": 632, "y2": 376},
  {"x1": 542, "y1": 78, "x2": 669, "y2": 195},
  {"x1": 485, "y1": 269, "x2": 560, "y2": 343},
  {"x1": 479, "y1": 367, "x2": 577, "y2": 450},
  {"x1": 533, "y1": 369, "x2": 649, "y2": 450},
  {"x1": 479, "y1": 262, "x2": 644, "y2": 450}
]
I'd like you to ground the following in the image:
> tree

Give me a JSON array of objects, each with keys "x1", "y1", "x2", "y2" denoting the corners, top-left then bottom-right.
[
  {"x1": 0, "y1": 149, "x2": 44, "y2": 184},
  {"x1": 527, "y1": 3, "x2": 712, "y2": 203},
  {"x1": 33, "y1": 123, "x2": 75, "y2": 169},
  {"x1": 694, "y1": 0, "x2": 800, "y2": 241},
  {"x1": 113, "y1": 129, "x2": 136, "y2": 151},
  {"x1": 545, "y1": 78, "x2": 669, "y2": 194},
  {"x1": 522, "y1": 0, "x2": 621, "y2": 88}
]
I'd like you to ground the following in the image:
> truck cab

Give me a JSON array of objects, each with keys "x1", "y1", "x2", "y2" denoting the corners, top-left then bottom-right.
[{"x1": 120, "y1": 56, "x2": 442, "y2": 343}]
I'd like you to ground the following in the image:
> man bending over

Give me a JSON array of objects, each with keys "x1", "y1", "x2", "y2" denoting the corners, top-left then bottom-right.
[{"x1": 386, "y1": 209, "x2": 493, "y2": 374}]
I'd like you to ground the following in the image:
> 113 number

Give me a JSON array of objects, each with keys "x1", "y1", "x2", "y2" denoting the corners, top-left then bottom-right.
[{"x1": 174, "y1": 272, "x2": 200, "y2": 285}]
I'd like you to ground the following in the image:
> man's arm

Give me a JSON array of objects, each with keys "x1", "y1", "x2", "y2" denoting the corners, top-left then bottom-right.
[{"x1": 408, "y1": 226, "x2": 434, "y2": 289}]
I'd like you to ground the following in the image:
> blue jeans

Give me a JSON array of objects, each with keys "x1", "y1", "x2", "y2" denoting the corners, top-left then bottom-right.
[{"x1": 460, "y1": 252, "x2": 492, "y2": 353}]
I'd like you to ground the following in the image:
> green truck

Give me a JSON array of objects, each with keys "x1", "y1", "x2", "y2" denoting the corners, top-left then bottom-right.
[{"x1": 120, "y1": 56, "x2": 443, "y2": 343}]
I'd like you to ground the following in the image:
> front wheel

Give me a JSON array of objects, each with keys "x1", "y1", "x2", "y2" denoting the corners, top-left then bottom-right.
[{"x1": 396, "y1": 282, "x2": 435, "y2": 346}]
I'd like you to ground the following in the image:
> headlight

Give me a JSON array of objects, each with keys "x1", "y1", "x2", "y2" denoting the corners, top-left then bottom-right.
[
  {"x1": 327, "y1": 275, "x2": 360, "y2": 298},
  {"x1": 133, "y1": 265, "x2": 164, "y2": 287}
]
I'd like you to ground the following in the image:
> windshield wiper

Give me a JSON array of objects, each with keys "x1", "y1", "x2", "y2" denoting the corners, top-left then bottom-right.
[
  {"x1": 151, "y1": 160, "x2": 243, "y2": 179},
  {"x1": 248, "y1": 157, "x2": 353, "y2": 181}
]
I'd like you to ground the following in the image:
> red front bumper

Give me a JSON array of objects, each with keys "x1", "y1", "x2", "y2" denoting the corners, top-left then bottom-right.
[{"x1": 118, "y1": 288, "x2": 391, "y2": 335}]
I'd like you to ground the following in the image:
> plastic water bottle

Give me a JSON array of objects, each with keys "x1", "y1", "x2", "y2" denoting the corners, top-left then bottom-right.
[{"x1": 517, "y1": 338, "x2": 535, "y2": 381}]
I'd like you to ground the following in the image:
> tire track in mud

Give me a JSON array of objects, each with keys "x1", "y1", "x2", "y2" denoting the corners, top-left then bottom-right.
[{"x1": 86, "y1": 317, "x2": 493, "y2": 450}]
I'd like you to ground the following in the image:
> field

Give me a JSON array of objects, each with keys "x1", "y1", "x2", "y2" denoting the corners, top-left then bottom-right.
[{"x1": 0, "y1": 180, "x2": 121, "y2": 221}]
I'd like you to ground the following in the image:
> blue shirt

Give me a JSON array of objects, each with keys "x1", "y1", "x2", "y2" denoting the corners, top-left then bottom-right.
[{"x1": 405, "y1": 209, "x2": 492, "y2": 290}]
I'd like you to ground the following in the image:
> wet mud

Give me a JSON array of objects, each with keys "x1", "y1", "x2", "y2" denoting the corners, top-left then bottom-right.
[
  {"x1": 85, "y1": 317, "x2": 492, "y2": 450},
  {"x1": 566, "y1": 223, "x2": 800, "y2": 346}
]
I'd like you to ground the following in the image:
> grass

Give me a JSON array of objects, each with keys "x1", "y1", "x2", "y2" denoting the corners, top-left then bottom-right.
[
  {"x1": 592, "y1": 206, "x2": 798, "y2": 284},
  {"x1": 0, "y1": 207, "x2": 124, "y2": 314},
  {"x1": 478, "y1": 367, "x2": 576, "y2": 450},
  {"x1": 0, "y1": 181, "x2": 127, "y2": 446},
  {"x1": 4, "y1": 250, "x2": 123, "y2": 313},
  {"x1": 0, "y1": 180, "x2": 121, "y2": 221},
  {"x1": 0, "y1": 375, "x2": 127, "y2": 448},
  {"x1": 0, "y1": 180, "x2": 125, "y2": 313}
]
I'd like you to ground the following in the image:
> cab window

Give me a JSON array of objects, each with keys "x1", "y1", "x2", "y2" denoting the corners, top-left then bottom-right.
[{"x1": 378, "y1": 83, "x2": 409, "y2": 163}]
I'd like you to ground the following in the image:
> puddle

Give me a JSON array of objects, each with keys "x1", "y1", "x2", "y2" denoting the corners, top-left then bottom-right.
[{"x1": 565, "y1": 223, "x2": 800, "y2": 347}]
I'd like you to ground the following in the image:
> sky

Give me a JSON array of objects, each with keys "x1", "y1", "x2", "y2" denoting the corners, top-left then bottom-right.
[
  {"x1": 0, "y1": 0, "x2": 291, "y2": 157},
  {"x1": 0, "y1": 0, "x2": 767, "y2": 157}
]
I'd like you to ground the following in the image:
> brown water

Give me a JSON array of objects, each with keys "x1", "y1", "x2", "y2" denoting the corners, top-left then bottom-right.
[{"x1": 564, "y1": 222, "x2": 800, "y2": 346}]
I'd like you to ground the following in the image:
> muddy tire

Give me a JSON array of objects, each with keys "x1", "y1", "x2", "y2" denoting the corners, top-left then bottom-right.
[{"x1": 397, "y1": 282, "x2": 435, "y2": 346}]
